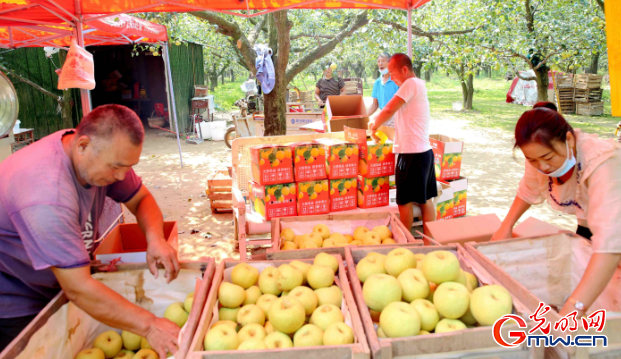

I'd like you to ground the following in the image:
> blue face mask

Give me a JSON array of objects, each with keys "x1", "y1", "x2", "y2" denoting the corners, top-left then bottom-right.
[
  {"x1": 379, "y1": 68, "x2": 388, "y2": 75},
  {"x1": 537, "y1": 141, "x2": 576, "y2": 178}
]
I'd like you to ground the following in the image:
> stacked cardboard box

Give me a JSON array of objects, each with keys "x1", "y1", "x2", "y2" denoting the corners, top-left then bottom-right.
[
  {"x1": 344, "y1": 127, "x2": 394, "y2": 209},
  {"x1": 430, "y1": 135, "x2": 468, "y2": 220},
  {"x1": 249, "y1": 139, "x2": 359, "y2": 220}
]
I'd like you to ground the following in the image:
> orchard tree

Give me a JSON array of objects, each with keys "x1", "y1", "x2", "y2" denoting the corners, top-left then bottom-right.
[
  {"x1": 477, "y1": 0, "x2": 607, "y2": 101},
  {"x1": 189, "y1": 10, "x2": 370, "y2": 135}
]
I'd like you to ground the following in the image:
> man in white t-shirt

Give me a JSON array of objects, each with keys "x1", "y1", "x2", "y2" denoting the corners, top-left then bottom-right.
[{"x1": 369, "y1": 53, "x2": 437, "y2": 233}]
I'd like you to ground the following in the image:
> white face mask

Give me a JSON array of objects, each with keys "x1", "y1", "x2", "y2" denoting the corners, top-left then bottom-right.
[
  {"x1": 379, "y1": 68, "x2": 388, "y2": 75},
  {"x1": 537, "y1": 141, "x2": 576, "y2": 178}
]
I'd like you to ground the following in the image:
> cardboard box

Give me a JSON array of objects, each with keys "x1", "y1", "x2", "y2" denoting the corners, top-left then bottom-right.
[
  {"x1": 447, "y1": 177, "x2": 468, "y2": 218},
  {"x1": 344, "y1": 126, "x2": 395, "y2": 177},
  {"x1": 93, "y1": 222, "x2": 178, "y2": 263},
  {"x1": 329, "y1": 178, "x2": 358, "y2": 212},
  {"x1": 512, "y1": 217, "x2": 563, "y2": 238},
  {"x1": 434, "y1": 181, "x2": 454, "y2": 220},
  {"x1": 250, "y1": 144, "x2": 294, "y2": 185},
  {"x1": 291, "y1": 142, "x2": 327, "y2": 181},
  {"x1": 425, "y1": 213, "x2": 502, "y2": 245},
  {"x1": 297, "y1": 179, "x2": 330, "y2": 215},
  {"x1": 357, "y1": 175, "x2": 390, "y2": 208},
  {"x1": 249, "y1": 182, "x2": 297, "y2": 221},
  {"x1": 194, "y1": 85, "x2": 209, "y2": 97},
  {"x1": 322, "y1": 95, "x2": 369, "y2": 132},
  {"x1": 314, "y1": 138, "x2": 359, "y2": 179},
  {"x1": 430, "y1": 134, "x2": 464, "y2": 181}
]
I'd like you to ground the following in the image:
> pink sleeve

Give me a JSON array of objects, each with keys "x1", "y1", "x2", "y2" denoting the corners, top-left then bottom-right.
[
  {"x1": 586, "y1": 153, "x2": 621, "y2": 253},
  {"x1": 395, "y1": 78, "x2": 418, "y2": 103},
  {"x1": 516, "y1": 161, "x2": 545, "y2": 205}
]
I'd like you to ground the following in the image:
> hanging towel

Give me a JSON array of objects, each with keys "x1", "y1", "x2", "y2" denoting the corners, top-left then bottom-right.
[{"x1": 254, "y1": 44, "x2": 275, "y2": 94}]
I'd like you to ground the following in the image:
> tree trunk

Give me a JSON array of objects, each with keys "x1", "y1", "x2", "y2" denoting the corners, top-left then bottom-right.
[
  {"x1": 413, "y1": 62, "x2": 422, "y2": 78},
  {"x1": 263, "y1": 11, "x2": 290, "y2": 136},
  {"x1": 221, "y1": 72, "x2": 225, "y2": 85},
  {"x1": 534, "y1": 65, "x2": 549, "y2": 102},
  {"x1": 588, "y1": 52, "x2": 600, "y2": 74},
  {"x1": 263, "y1": 84, "x2": 287, "y2": 135},
  {"x1": 465, "y1": 73, "x2": 474, "y2": 110},
  {"x1": 231, "y1": 68, "x2": 235, "y2": 82},
  {"x1": 424, "y1": 69, "x2": 431, "y2": 82}
]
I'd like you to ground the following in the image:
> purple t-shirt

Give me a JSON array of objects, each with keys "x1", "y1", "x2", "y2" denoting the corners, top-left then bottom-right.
[{"x1": 0, "y1": 130, "x2": 142, "y2": 318}]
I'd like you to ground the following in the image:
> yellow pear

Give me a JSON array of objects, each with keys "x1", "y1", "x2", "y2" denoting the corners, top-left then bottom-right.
[
  {"x1": 353, "y1": 227, "x2": 370, "y2": 241},
  {"x1": 372, "y1": 225, "x2": 393, "y2": 240},
  {"x1": 281, "y1": 241, "x2": 297, "y2": 250},
  {"x1": 314, "y1": 252, "x2": 338, "y2": 273},
  {"x1": 281, "y1": 228, "x2": 295, "y2": 242},
  {"x1": 312, "y1": 224, "x2": 331, "y2": 239}
]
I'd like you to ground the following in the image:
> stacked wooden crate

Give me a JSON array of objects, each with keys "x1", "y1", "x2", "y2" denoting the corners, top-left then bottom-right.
[
  {"x1": 344, "y1": 81, "x2": 359, "y2": 95},
  {"x1": 299, "y1": 90, "x2": 315, "y2": 102},
  {"x1": 554, "y1": 73, "x2": 575, "y2": 115},
  {"x1": 574, "y1": 74, "x2": 604, "y2": 116}
]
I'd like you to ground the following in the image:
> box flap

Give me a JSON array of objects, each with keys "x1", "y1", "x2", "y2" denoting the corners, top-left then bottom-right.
[
  {"x1": 425, "y1": 214, "x2": 501, "y2": 245},
  {"x1": 447, "y1": 177, "x2": 468, "y2": 191},
  {"x1": 512, "y1": 217, "x2": 563, "y2": 238},
  {"x1": 344, "y1": 126, "x2": 368, "y2": 145}
]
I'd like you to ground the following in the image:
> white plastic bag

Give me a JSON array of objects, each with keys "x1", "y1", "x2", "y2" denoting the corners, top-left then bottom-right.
[{"x1": 57, "y1": 39, "x2": 95, "y2": 90}]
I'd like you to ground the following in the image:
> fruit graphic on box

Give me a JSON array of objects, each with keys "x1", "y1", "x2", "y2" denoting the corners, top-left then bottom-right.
[
  {"x1": 249, "y1": 182, "x2": 297, "y2": 221},
  {"x1": 357, "y1": 175, "x2": 390, "y2": 209},
  {"x1": 297, "y1": 179, "x2": 330, "y2": 215},
  {"x1": 360, "y1": 142, "x2": 395, "y2": 177},
  {"x1": 447, "y1": 177, "x2": 468, "y2": 218},
  {"x1": 291, "y1": 142, "x2": 327, "y2": 181},
  {"x1": 250, "y1": 145, "x2": 294, "y2": 185},
  {"x1": 329, "y1": 178, "x2": 357, "y2": 212},
  {"x1": 314, "y1": 138, "x2": 359, "y2": 180},
  {"x1": 436, "y1": 198, "x2": 454, "y2": 221}
]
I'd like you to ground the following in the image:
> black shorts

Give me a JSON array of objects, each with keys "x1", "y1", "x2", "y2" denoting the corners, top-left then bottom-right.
[{"x1": 396, "y1": 150, "x2": 438, "y2": 205}]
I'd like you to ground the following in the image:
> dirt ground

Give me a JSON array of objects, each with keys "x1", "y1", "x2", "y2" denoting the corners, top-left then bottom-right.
[{"x1": 127, "y1": 110, "x2": 577, "y2": 262}]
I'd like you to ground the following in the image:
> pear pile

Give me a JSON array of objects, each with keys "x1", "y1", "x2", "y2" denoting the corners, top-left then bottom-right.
[
  {"x1": 204, "y1": 253, "x2": 355, "y2": 351},
  {"x1": 357, "y1": 249, "x2": 513, "y2": 338},
  {"x1": 280, "y1": 224, "x2": 396, "y2": 251},
  {"x1": 75, "y1": 292, "x2": 195, "y2": 359}
]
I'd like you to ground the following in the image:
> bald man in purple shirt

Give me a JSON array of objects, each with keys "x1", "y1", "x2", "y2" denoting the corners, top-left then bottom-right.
[{"x1": 0, "y1": 105, "x2": 179, "y2": 358}]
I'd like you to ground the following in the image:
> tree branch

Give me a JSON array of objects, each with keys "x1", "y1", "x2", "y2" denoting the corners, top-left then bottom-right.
[
  {"x1": 0, "y1": 64, "x2": 62, "y2": 104},
  {"x1": 595, "y1": 0, "x2": 604, "y2": 12},
  {"x1": 191, "y1": 11, "x2": 256, "y2": 73},
  {"x1": 290, "y1": 34, "x2": 336, "y2": 40},
  {"x1": 285, "y1": 10, "x2": 369, "y2": 84},
  {"x1": 373, "y1": 19, "x2": 480, "y2": 42},
  {"x1": 524, "y1": 0, "x2": 535, "y2": 33},
  {"x1": 248, "y1": 15, "x2": 267, "y2": 45}
]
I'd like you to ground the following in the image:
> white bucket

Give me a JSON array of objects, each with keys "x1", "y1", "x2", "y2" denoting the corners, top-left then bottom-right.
[
  {"x1": 211, "y1": 121, "x2": 226, "y2": 141},
  {"x1": 195, "y1": 122, "x2": 212, "y2": 140}
]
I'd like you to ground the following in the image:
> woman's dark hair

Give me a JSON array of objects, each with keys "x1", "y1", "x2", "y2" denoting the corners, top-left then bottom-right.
[{"x1": 514, "y1": 101, "x2": 574, "y2": 151}]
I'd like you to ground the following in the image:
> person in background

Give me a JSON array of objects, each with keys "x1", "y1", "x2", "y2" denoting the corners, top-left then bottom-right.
[
  {"x1": 315, "y1": 62, "x2": 345, "y2": 107},
  {"x1": 492, "y1": 101, "x2": 621, "y2": 318},
  {"x1": 0, "y1": 105, "x2": 180, "y2": 357},
  {"x1": 367, "y1": 52, "x2": 399, "y2": 127},
  {"x1": 368, "y1": 53, "x2": 436, "y2": 233}
]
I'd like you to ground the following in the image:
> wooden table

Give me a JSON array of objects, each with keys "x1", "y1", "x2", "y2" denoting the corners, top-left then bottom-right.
[{"x1": 11, "y1": 128, "x2": 33, "y2": 152}]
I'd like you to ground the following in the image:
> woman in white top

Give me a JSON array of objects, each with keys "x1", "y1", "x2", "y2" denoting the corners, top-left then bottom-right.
[{"x1": 492, "y1": 102, "x2": 621, "y2": 317}]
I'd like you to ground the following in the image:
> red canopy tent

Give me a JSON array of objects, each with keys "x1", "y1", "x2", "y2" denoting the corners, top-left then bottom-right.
[{"x1": 0, "y1": 0, "x2": 431, "y2": 166}]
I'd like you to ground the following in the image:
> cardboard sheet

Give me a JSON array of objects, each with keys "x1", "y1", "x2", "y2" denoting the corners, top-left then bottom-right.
[{"x1": 14, "y1": 269, "x2": 201, "y2": 359}]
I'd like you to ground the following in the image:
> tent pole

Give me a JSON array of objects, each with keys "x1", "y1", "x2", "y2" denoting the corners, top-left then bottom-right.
[
  {"x1": 407, "y1": 6, "x2": 412, "y2": 58},
  {"x1": 162, "y1": 43, "x2": 184, "y2": 167},
  {"x1": 73, "y1": 22, "x2": 92, "y2": 116}
]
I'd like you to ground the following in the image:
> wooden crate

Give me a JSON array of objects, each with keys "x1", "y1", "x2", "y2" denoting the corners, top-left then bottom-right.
[
  {"x1": 267, "y1": 212, "x2": 422, "y2": 260},
  {"x1": 554, "y1": 73, "x2": 574, "y2": 88},
  {"x1": 574, "y1": 88, "x2": 604, "y2": 103},
  {"x1": 574, "y1": 74, "x2": 603, "y2": 89},
  {"x1": 576, "y1": 101, "x2": 604, "y2": 116},
  {"x1": 299, "y1": 90, "x2": 315, "y2": 103},
  {"x1": 1, "y1": 260, "x2": 216, "y2": 359},
  {"x1": 465, "y1": 233, "x2": 621, "y2": 358},
  {"x1": 344, "y1": 245, "x2": 538, "y2": 359},
  {"x1": 207, "y1": 170, "x2": 233, "y2": 214},
  {"x1": 188, "y1": 255, "x2": 371, "y2": 359}
]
